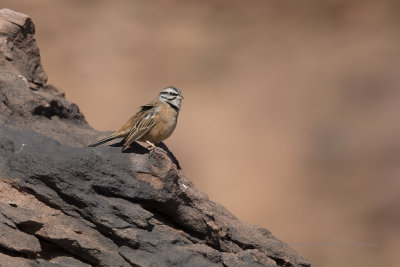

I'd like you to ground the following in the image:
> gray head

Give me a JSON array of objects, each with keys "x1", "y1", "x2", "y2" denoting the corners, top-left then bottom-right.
[{"x1": 158, "y1": 86, "x2": 184, "y2": 110}]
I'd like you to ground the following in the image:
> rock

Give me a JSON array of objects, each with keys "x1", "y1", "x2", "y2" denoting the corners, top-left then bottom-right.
[
  {"x1": 0, "y1": 253, "x2": 35, "y2": 267},
  {"x1": 0, "y1": 213, "x2": 41, "y2": 256},
  {"x1": 0, "y1": 8, "x2": 310, "y2": 267},
  {"x1": 0, "y1": 9, "x2": 47, "y2": 87}
]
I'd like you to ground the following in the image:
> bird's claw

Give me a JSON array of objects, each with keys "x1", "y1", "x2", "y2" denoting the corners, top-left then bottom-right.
[{"x1": 146, "y1": 141, "x2": 156, "y2": 151}]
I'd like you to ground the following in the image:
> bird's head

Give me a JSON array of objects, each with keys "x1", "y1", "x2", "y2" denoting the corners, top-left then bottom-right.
[{"x1": 158, "y1": 86, "x2": 184, "y2": 110}]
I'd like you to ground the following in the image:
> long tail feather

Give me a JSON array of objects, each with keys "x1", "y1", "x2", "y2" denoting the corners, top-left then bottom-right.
[{"x1": 88, "y1": 133, "x2": 119, "y2": 147}]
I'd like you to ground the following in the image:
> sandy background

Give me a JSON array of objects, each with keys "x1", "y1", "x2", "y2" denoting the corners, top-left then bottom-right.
[{"x1": 2, "y1": 1, "x2": 399, "y2": 266}]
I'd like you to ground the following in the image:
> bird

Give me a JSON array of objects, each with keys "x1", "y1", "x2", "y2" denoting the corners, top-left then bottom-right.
[{"x1": 88, "y1": 86, "x2": 183, "y2": 152}]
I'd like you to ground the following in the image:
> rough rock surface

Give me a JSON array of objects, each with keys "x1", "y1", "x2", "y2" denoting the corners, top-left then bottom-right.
[{"x1": 0, "y1": 9, "x2": 310, "y2": 267}]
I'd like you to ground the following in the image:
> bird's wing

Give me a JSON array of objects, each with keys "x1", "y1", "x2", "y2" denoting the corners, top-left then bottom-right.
[
  {"x1": 117, "y1": 100, "x2": 157, "y2": 132},
  {"x1": 122, "y1": 102, "x2": 158, "y2": 149}
]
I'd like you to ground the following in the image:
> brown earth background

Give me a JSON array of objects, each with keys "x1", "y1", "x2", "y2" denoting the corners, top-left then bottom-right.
[{"x1": 2, "y1": 1, "x2": 400, "y2": 266}]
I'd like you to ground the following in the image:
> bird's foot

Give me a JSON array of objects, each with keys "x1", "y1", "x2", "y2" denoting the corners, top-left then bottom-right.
[{"x1": 146, "y1": 141, "x2": 156, "y2": 151}]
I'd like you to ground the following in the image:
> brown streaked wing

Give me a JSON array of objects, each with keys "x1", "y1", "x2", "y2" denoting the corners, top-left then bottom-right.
[
  {"x1": 122, "y1": 102, "x2": 158, "y2": 149},
  {"x1": 117, "y1": 100, "x2": 158, "y2": 133}
]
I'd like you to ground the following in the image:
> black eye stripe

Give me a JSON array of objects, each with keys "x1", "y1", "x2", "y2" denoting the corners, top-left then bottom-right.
[
  {"x1": 162, "y1": 91, "x2": 178, "y2": 95},
  {"x1": 160, "y1": 87, "x2": 181, "y2": 98}
]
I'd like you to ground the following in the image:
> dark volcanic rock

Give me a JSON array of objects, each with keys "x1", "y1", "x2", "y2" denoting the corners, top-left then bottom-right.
[{"x1": 0, "y1": 8, "x2": 310, "y2": 267}]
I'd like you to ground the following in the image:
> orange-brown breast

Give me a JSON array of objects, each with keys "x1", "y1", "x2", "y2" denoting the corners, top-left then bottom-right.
[{"x1": 140, "y1": 102, "x2": 179, "y2": 144}]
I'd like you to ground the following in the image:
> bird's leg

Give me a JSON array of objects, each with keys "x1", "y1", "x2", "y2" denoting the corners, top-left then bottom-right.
[{"x1": 146, "y1": 141, "x2": 156, "y2": 150}]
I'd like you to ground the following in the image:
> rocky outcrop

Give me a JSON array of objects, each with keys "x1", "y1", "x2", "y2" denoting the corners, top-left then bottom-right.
[{"x1": 0, "y1": 9, "x2": 310, "y2": 267}]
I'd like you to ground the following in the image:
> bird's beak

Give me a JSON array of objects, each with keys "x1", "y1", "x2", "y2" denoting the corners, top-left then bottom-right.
[{"x1": 179, "y1": 95, "x2": 184, "y2": 99}]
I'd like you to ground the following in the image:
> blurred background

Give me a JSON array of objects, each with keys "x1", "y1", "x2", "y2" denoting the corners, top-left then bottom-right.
[{"x1": 2, "y1": 0, "x2": 399, "y2": 266}]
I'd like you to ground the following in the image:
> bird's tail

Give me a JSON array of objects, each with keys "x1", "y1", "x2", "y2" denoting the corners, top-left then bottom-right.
[{"x1": 88, "y1": 133, "x2": 120, "y2": 147}]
